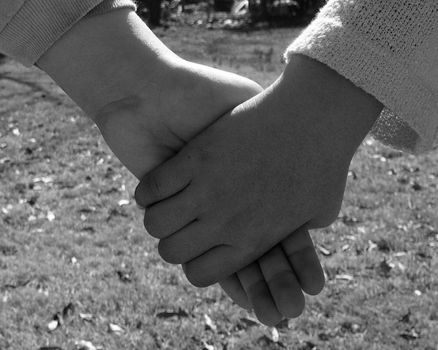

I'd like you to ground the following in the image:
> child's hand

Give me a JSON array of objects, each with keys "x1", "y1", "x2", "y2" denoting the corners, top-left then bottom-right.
[
  {"x1": 93, "y1": 60, "x2": 261, "y2": 179},
  {"x1": 218, "y1": 225, "x2": 324, "y2": 326},
  {"x1": 135, "y1": 54, "x2": 382, "y2": 287},
  {"x1": 38, "y1": 8, "x2": 330, "y2": 320},
  {"x1": 97, "y1": 59, "x2": 325, "y2": 324}
]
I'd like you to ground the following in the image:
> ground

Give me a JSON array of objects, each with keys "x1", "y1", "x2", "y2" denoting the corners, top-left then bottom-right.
[{"x1": 0, "y1": 23, "x2": 437, "y2": 350}]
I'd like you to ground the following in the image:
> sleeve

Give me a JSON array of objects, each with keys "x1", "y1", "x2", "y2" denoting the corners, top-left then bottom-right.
[
  {"x1": 285, "y1": 0, "x2": 438, "y2": 153},
  {"x1": 0, "y1": 0, "x2": 136, "y2": 67}
]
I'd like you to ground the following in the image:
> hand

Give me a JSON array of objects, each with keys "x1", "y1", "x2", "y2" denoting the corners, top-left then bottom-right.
[
  {"x1": 37, "y1": 8, "x2": 328, "y2": 324},
  {"x1": 219, "y1": 225, "x2": 324, "y2": 326},
  {"x1": 135, "y1": 54, "x2": 382, "y2": 287}
]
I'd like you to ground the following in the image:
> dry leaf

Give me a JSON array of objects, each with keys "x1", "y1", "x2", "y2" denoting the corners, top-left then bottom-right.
[
  {"x1": 47, "y1": 319, "x2": 58, "y2": 331},
  {"x1": 270, "y1": 327, "x2": 279, "y2": 342},
  {"x1": 201, "y1": 340, "x2": 215, "y2": 350},
  {"x1": 62, "y1": 302, "x2": 75, "y2": 319},
  {"x1": 377, "y1": 260, "x2": 392, "y2": 278},
  {"x1": 75, "y1": 340, "x2": 97, "y2": 350},
  {"x1": 109, "y1": 323, "x2": 124, "y2": 335},
  {"x1": 156, "y1": 308, "x2": 189, "y2": 318},
  {"x1": 239, "y1": 316, "x2": 259, "y2": 327},
  {"x1": 118, "y1": 199, "x2": 130, "y2": 207},
  {"x1": 79, "y1": 313, "x2": 93, "y2": 322},
  {"x1": 47, "y1": 211, "x2": 55, "y2": 222},
  {"x1": 335, "y1": 274, "x2": 354, "y2": 281},
  {"x1": 367, "y1": 240, "x2": 377, "y2": 251},
  {"x1": 316, "y1": 245, "x2": 331, "y2": 256},
  {"x1": 203, "y1": 314, "x2": 217, "y2": 332}
]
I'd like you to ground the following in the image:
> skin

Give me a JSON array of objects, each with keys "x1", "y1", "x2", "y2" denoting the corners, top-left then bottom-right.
[
  {"x1": 135, "y1": 54, "x2": 383, "y2": 288},
  {"x1": 37, "y1": 9, "x2": 325, "y2": 325}
]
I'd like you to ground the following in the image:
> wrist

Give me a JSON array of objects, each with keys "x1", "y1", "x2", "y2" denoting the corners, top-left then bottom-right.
[
  {"x1": 37, "y1": 9, "x2": 182, "y2": 118},
  {"x1": 280, "y1": 54, "x2": 383, "y2": 160}
]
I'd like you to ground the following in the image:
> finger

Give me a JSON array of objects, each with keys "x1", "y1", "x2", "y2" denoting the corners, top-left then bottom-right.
[
  {"x1": 157, "y1": 221, "x2": 218, "y2": 264},
  {"x1": 281, "y1": 226, "x2": 325, "y2": 295},
  {"x1": 238, "y1": 263, "x2": 282, "y2": 327},
  {"x1": 135, "y1": 150, "x2": 193, "y2": 208},
  {"x1": 183, "y1": 245, "x2": 243, "y2": 287},
  {"x1": 144, "y1": 188, "x2": 199, "y2": 239},
  {"x1": 219, "y1": 274, "x2": 251, "y2": 310},
  {"x1": 259, "y1": 246, "x2": 305, "y2": 318}
]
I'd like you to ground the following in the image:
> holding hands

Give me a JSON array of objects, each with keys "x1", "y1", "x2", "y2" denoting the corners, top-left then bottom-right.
[
  {"x1": 38, "y1": 8, "x2": 381, "y2": 326},
  {"x1": 134, "y1": 54, "x2": 381, "y2": 287}
]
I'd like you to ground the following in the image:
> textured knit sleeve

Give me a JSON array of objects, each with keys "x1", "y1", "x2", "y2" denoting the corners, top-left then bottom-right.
[
  {"x1": 285, "y1": 0, "x2": 438, "y2": 153},
  {"x1": 0, "y1": 0, "x2": 136, "y2": 67}
]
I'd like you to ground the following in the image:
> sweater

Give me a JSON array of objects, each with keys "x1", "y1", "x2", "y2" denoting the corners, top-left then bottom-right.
[
  {"x1": 286, "y1": 0, "x2": 438, "y2": 153},
  {"x1": 1, "y1": 1, "x2": 437, "y2": 153},
  {"x1": 0, "y1": 0, "x2": 136, "y2": 67}
]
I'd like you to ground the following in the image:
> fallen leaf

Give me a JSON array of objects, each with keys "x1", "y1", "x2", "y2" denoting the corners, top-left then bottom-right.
[
  {"x1": 203, "y1": 314, "x2": 217, "y2": 332},
  {"x1": 270, "y1": 327, "x2": 279, "y2": 342},
  {"x1": 239, "y1": 316, "x2": 259, "y2": 327},
  {"x1": 376, "y1": 239, "x2": 391, "y2": 252},
  {"x1": 118, "y1": 199, "x2": 130, "y2": 207},
  {"x1": 400, "y1": 310, "x2": 411, "y2": 323},
  {"x1": 156, "y1": 308, "x2": 189, "y2": 318},
  {"x1": 377, "y1": 260, "x2": 392, "y2": 278},
  {"x1": 47, "y1": 319, "x2": 58, "y2": 331},
  {"x1": 62, "y1": 302, "x2": 75, "y2": 319},
  {"x1": 316, "y1": 245, "x2": 331, "y2": 256},
  {"x1": 411, "y1": 182, "x2": 422, "y2": 191},
  {"x1": 116, "y1": 270, "x2": 132, "y2": 283},
  {"x1": 108, "y1": 323, "x2": 124, "y2": 335},
  {"x1": 340, "y1": 215, "x2": 361, "y2": 226},
  {"x1": 399, "y1": 329, "x2": 420, "y2": 340},
  {"x1": 201, "y1": 340, "x2": 215, "y2": 350},
  {"x1": 367, "y1": 240, "x2": 378, "y2": 251},
  {"x1": 75, "y1": 340, "x2": 97, "y2": 350},
  {"x1": 79, "y1": 313, "x2": 93, "y2": 322},
  {"x1": 47, "y1": 211, "x2": 55, "y2": 222},
  {"x1": 335, "y1": 274, "x2": 354, "y2": 281}
]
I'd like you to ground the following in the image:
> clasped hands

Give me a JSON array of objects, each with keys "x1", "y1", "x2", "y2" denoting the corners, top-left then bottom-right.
[
  {"x1": 129, "y1": 52, "x2": 381, "y2": 326},
  {"x1": 39, "y1": 9, "x2": 381, "y2": 326},
  {"x1": 96, "y1": 54, "x2": 379, "y2": 327}
]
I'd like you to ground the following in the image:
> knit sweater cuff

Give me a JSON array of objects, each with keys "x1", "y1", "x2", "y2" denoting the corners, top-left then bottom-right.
[
  {"x1": 285, "y1": 5, "x2": 438, "y2": 153},
  {"x1": 0, "y1": 0, "x2": 136, "y2": 67}
]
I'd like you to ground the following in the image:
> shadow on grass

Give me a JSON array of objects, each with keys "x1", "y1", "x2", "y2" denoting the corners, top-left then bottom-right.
[{"x1": 0, "y1": 73, "x2": 66, "y2": 109}]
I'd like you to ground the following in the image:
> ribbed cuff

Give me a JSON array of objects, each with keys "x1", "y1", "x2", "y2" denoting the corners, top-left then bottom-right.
[
  {"x1": 0, "y1": 1, "x2": 26, "y2": 32},
  {"x1": 285, "y1": 16, "x2": 438, "y2": 153},
  {"x1": 0, "y1": 0, "x2": 106, "y2": 66}
]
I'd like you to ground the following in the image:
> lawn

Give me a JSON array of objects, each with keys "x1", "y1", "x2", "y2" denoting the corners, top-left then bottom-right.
[{"x1": 0, "y1": 22, "x2": 437, "y2": 350}]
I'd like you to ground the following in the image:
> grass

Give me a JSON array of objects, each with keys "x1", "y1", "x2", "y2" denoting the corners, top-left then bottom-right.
[{"x1": 0, "y1": 22, "x2": 437, "y2": 350}]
